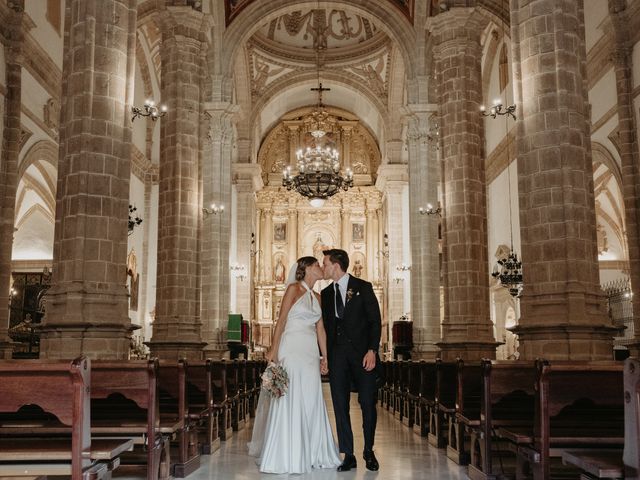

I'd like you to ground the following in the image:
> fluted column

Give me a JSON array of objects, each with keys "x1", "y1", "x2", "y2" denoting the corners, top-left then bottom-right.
[
  {"x1": 430, "y1": 8, "x2": 497, "y2": 361},
  {"x1": 199, "y1": 101, "x2": 236, "y2": 359},
  {"x1": 376, "y1": 165, "x2": 409, "y2": 330},
  {"x1": 366, "y1": 202, "x2": 377, "y2": 280},
  {"x1": 341, "y1": 206, "x2": 351, "y2": 250},
  {"x1": 263, "y1": 208, "x2": 273, "y2": 281},
  {"x1": 511, "y1": 0, "x2": 616, "y2": 359},
  {"x1": 0, "y1": 1, "x2": 27, "y2": 358},
  {"x1": 149, "y1": 6, "x2": 210, "y2": 360},
  {"x1": 607, "y1": 0, "x2": 640, "y2": 356},
  {"x1": 40, "y1": 0, "x2": 137, "y2": 359},
  {"x1": 406, "y1": 104, "x2": 441, "y2": 359},
  {"x1": 288, "y1": 207, "x2": 298, "y2": 262},
  {"x1": 231, "y1": 164, "x2": 262, "y2": 323}
]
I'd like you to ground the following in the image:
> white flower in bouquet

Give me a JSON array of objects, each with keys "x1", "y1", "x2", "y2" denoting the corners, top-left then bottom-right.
[{"x1": 261, "y1": 362, "x2": 289, "y2": 398}]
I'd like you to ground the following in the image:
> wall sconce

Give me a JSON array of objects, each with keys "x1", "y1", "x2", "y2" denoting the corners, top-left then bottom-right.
[
  {"x1": 128, "y1": 204, "x2": 143, "y2": 236},
  {"x1": 392, "y1": 274, "x2": 404, "y2": 284},
  {"x1": 378, "y1": 233, "x2": 389, "y2": 258},
  {"x1": 230, "y1": 263, "x2": 247, "y2": 282},
  {"x1": 480, "y1": 99, "x2": 516, "y2": 120},
  {"x1": 203, "y1": 203, "x2": 225, "y2": 217},
  {"x1": 396, "y1": 264, "x2": 411, "y2": 272},
  {"x1": 131, "y1": 99, "x2": 167, "y2": 122},
  {"x1": 250, "y1": 232, "x2": 262, "y2": 257},
  {"x1": 418, "y1": 203, "x2": 441, "y2": 216}
]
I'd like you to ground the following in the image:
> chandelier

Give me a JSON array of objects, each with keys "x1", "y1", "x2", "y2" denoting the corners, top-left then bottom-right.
[
  {"x1": 282, "y1": 102, "x2": 353, "y2": 208},
  {"x1": 492, "y1": 251, "x2": 523, "y2": 297}
]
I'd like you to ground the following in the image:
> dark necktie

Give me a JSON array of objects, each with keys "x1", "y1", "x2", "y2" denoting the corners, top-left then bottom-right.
[{"x1": 335, "y1": 283, "x2": 345, "y2": 319}]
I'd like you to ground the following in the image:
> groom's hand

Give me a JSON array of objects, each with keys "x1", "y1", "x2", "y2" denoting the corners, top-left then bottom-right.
[
  {"x1": 320, "y1": 358, "x2": 329, "y2": 375},
  {"x1": 362, "y1": 350, "x2": 376, "y2": 371}
]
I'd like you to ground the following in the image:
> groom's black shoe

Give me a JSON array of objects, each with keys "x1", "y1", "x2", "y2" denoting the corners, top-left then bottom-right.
[
  {"x1": 337, "y1": 454, "x2": 357, "y2": 472},
  {"x1": 363, "y1": 450, "x2": 379, "y2": 471}
]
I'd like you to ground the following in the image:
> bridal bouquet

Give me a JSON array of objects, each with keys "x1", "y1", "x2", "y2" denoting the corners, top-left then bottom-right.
[{"x1": 261, "y1": 362, "x2": 289, "y2": 398}]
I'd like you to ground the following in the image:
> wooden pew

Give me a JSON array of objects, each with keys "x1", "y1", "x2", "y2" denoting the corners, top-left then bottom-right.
[
  {"x1": 467, "y1": 360, "x2": 536, "y2": 480},
  {"x1": 245, "y1": 360, "x2": 258, "y2": 419},
  {"x1": 624, "y1": 357, "x2": 640, "y2": 478},
  {"x1": 186, "y1": 359, "x2": 220, "y2": 455},
  {"x1": 238, "y1": 360, "x2": 251, "y2": 426},
  {"x1": 414, "y1": 360, "x2": 437, "y2": 437},
  {"x1": 446, "y1": 359, "x2": 483, "y2": 465},
  {"x1": 497, "y1": 360, "x2": 624, "y2": 480},
  {"x1": 211, "y1": 359, "x2": 233, "y2": 441},
  {"x1": 392, "y1": 361, "x2": 403, "y2": 418},
  {"x1": 91, "y1": 359, "x2": 171, "y2": 480},
  {"x1": 400, "y1": 360, "x2": 412, "y2": 426},
  {"x1": 227, "y1": 360, "x2": 245, "y2": 431},
  {"x1": 405, "y1": 361, "x2": 421, "y2": 431},
  {"x1": 0, "y1": 357, "x2": 132, "y2": 479},
  {"x1": 158, "y1": 360, "x2": 200, "y2": 477},
  {"x1": 428, "y1": 359, "x2": 457, "y2": 448}
]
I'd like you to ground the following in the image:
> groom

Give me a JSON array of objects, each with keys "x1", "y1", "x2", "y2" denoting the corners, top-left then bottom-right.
[{"x1": 321, "y1": 249, "x2": 381, "y2": 472}]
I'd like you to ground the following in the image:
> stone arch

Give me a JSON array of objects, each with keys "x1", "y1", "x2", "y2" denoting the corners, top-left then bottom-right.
[{"x1": 18, "y1": 140, "x2": 58, "y2": 180}]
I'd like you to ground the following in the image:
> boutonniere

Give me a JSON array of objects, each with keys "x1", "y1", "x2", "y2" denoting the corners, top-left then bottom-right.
[{"x1": 346, "y1": 288, "x2": 357, "y2": 302}]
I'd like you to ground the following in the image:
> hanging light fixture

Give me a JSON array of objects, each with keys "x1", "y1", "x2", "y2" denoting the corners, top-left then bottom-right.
[
  {"x1": 282, "y1": 7, "x2": 353, "y2": 208},
  {"x1": 489, "y1": 0, "x2": 523, "y2": 298}
]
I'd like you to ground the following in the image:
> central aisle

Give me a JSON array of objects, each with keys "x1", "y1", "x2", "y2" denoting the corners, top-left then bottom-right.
[{"x1": 194, "y1": 384, "x2": 470, "y2": 480}]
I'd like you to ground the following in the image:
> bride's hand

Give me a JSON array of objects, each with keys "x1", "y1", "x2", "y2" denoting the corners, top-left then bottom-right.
[{"x1": 320, "y1": 358, "x2": 329, "y2": 375}]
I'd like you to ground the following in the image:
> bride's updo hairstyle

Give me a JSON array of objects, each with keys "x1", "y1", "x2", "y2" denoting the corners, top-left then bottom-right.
[{"x1": 295, "y1": 256, "x2": 318, "y2": 281}]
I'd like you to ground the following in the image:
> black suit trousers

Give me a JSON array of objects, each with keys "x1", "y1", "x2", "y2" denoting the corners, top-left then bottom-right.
[{"x1": 329, "y1": 343, "x2": 378, "y2": 455}]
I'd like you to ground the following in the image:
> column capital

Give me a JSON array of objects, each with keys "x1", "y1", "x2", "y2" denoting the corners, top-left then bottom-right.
[
  {"x1": 375, "y1": 164, "x2": 408, "y2": 191},
  {"x1": 160, "y1": 5, "x2": 212, "y2": 43},
  {"x1": 205, "y1": 102, "x2": 239, "y2": 144},
  {"x1": 232, "y1": 163, "x2": 264, "y2": 191}
]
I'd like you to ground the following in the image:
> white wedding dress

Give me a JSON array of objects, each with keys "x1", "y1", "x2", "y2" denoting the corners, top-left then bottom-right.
[{"x1": 248, "y1": 282, "x2": 341, "y2": 474}]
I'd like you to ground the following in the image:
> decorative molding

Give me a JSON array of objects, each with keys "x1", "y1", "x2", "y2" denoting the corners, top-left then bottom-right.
[
  {"x1": 485, "y1": 129, "x2": 516, "y2": 185},
  {"x1": 22, "y1": 31, "x2": 62, "y2": 101},
  {"x1": 131, "y1": 145, "x2": 159, "y2": 185},
  {"x1": 21, "y1": 104, "x2": 57, "y2": 142},
  {"x1": 43, "y1": 97, "x2": 60, "y2": 133}
]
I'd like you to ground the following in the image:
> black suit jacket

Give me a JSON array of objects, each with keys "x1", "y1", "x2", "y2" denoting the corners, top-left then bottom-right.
[{"x1": 321, "y1": 275, "x2": 382, "y2": 361}]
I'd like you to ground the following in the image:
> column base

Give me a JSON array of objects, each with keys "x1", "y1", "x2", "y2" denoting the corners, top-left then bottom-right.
[
  {"x1": 411, "y1": 343, "x2": 441, "y2": 360},
  {"x1": 435, "y1": 340, "x2": 500, "y2": 361},
  {"x1": 202, "y1": 343, "x2": 229, "y2": 360},
  {"x1": 0, "y1": 340, "x2": 14, "y2": 359},
  {"x1": 39, "y1": 322, "x2": 133, "y2": 360},
  {"x1": 146, "y1": 341, "x2": 207, "y2": 361},
  {"x1": 511, "y1": 323, "x2": 621, "y2": 360}
]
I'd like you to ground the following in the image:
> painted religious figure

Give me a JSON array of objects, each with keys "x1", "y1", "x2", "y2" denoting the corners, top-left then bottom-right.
[
  {"x1": 352, "y1": 223, "x2": 364, "y2": 242},
  {"x1": 274, "y1": 222, "x2": 287, "y2": 242},
  {"x1": 274, "y1": 257, "x2": 286, "y2": 283}
]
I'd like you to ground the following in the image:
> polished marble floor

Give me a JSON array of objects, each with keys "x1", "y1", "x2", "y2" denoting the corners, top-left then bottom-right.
[{"x1": 186, "y1": 385, "x2": 470, "y2": 480}]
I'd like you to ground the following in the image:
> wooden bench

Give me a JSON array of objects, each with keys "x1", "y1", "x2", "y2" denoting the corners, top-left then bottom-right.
[
  {"x1": 158, "y1": 360, "x2": 199, "y2": 477},
  {"x1": 0, "y1": 357, "x2": 132, "y2": 479},
  {"x1": 446, "y1": 359, "x2": 483, "y2": 465},
  {"x1": 186, "y1": 359, "x2": 220, "y2": 455},
  {"x1": 414, "y1": 360, "x2": 437, "y2": 437},
  {"x1": 226, "y1": 360, "x2": 245, "y2": 431},
  {"x1": 212, "y1": 359, "x2": 233, "y2": 441},
  {"x1": 400, "y1": 360, "x2": 412, "y2": 426},
  {"x1": 467, "y1": 360, "x2": 536, "y2": 480},
  {"x1": 405, "y1": 361, "x2": 421, "y2": 430},
  {"x1": 497, "y1": 360, "x2": 624, "y2": 480},
  {"x1": 91, "y1": 359, "x2": 172, "y2": 480},
  {"x1": 428, "y1": 359, "x2": 457, "y2": 448}
]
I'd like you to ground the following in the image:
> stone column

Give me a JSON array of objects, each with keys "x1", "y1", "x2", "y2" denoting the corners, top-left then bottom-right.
[
  {"x1": 231, "y1": 164, "x2": 262, "y2": 324},
  {"x1": 0, "y1": 2, "x2": 27, "y2": 359},
  {"x1": 406, "y1": 104, "x2": 441, "y2": 360},
  {"x1": 430, "y1": 8, "x2": 497, "y2": 361},
  {"x1": 148, "y1": 6, "x2": 209, "y2": 360},
  {"x1": 40, "y1": 0, "x2": 138, "y2": 359},
  {"x1": 288, "y1": 207, "x2": 298, "y2": 262},
  {"x1": 511, "y1": 0, "x2": 616, "y2": 359},
  {"x1": 607, "y1": 0, "x2": 640, "y2": 356}
]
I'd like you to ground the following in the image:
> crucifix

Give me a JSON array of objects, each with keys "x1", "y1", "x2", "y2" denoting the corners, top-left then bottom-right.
[{"x1": 311, "y1": 82, "x2": 330, "y2": 106}]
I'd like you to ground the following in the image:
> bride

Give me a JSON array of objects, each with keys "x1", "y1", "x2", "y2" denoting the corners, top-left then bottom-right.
[{"x1": 248, "y1": 256, "x2": 341, "y2": 474}]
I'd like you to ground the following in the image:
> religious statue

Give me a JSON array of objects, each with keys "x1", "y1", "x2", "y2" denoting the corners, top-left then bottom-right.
[
  {"x1": 313, "y1": 234, "x2": 325, "y2": 262},
  {"x1": 352, "y1": 259, "x2": 363, "y2": 278},
  {"x1": 274, "y1": 257, "x2": 286, "y2": 283}
]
